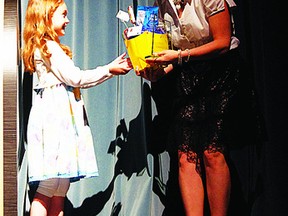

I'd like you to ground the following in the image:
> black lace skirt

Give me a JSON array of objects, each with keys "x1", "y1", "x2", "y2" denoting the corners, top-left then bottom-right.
[{"x1": 151, "y1": 48, "x2": 265, "y2": 172}]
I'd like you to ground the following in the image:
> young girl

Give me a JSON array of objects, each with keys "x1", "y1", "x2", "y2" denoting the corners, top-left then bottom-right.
[{"x1": 22, "y1": 0, "x2": 132, "y2": 215}]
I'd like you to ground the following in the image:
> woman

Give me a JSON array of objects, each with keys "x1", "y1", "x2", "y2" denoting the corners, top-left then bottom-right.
[{"x1": 140, "y1": 0, "x2": 263, "y2": 215}]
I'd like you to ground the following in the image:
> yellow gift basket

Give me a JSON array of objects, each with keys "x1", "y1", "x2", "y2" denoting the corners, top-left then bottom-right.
[
  {"x1": 119, "y1": 5, "x2": 172, "y2": 71},
  {"x1": 124, "y1": 29, "x2": 169, "y2": 71}
]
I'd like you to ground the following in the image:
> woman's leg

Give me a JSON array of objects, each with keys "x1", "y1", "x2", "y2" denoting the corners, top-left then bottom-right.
[
  {"x1": 203, "y1": 150, "x2": 231, "y2": 216},
  {"x1": 178, "y1": 151, "x2": 204, "y2": 216}
]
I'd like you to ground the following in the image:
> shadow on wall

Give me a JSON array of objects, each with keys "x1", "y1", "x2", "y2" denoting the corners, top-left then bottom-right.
[{"x1": 62, "y1": 82, "x2": 173, "y2": 216}]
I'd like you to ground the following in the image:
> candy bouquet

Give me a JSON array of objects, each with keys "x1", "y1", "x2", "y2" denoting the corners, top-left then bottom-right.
[{"x1": 117, "y1": 6, "x2": 171, "y2": 72}]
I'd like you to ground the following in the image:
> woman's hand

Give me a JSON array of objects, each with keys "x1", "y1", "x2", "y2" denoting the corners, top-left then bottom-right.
[
  {"x1": 145, "y1": 50, "x2": 178, "y2": 65},
  {"x1": 108, "y1": 52, "x2": 133, "y2": 75},
  {"x1": 136, "y1": 64, "x2": 174, "y2": 82}
]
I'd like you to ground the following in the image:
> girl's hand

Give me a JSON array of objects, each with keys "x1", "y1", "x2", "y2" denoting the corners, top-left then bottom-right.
[
  {"x1": 145, "y1": 50, "x2": 178, "y2": 65},
  {"x1": 108, "y1": 52, "x2": 133, "y2": 75}
]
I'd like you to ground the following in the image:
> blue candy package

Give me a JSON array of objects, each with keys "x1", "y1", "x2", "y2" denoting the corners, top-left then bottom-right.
[{"x1": 136, "y1": 6, "x2": 164, "y2": 34}]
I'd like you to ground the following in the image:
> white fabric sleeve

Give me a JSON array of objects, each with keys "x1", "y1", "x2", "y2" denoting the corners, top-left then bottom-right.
[
  {"x1": 203, "y1": 0, "x2": 237, "y2": 17},
  {"x1": 46, "y1": 40, "x2": 114, "y2": 88},
  {"x1": 225, "y1": 0, "x2": 237, "y2": 8}
]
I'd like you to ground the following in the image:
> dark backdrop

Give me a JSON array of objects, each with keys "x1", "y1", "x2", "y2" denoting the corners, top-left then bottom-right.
[
  {"x1": 235, "y1": 1, "x2": 287, "y2": 215},
  {"x1": 222, "y1": 0, "x2": 287, "y2": 215}
]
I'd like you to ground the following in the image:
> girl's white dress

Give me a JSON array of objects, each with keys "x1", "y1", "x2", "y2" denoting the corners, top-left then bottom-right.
[{"x1": 27, "y1": 40, "x2": 114, "y2": 183}]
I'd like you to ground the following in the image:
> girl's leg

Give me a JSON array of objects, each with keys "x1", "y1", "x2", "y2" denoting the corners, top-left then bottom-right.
[
  {"x1": 30, "y1": 178, "x2": 58, "y2": 216},
  {"x1": 48, "y1": 196, "x2": 65, "y2": 216},
  {"x1": 178, "y1": 151, "x2": 204, "y2": 216},
  {"x1": 203, "y1": 150, "x2": 231, "y2": 216},
  {"x1": 48, "y1": 178, "x2": 70, "y2": 216},
  {"x1": 30, "y1": 192, "x2": 51, "y2": 216},
  {"x1": 30, "y1": 178, "x2": 69, "y2": 216}
]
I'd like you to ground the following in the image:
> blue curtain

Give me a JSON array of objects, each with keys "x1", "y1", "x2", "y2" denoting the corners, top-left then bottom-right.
[{"x1": 18, "y1": 0, "x2": 170, "y2": 215}]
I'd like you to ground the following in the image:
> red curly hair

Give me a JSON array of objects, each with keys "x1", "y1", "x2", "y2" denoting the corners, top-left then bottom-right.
[{"x1": 22, "y1": 0, "x2": 72, "y2": 73}]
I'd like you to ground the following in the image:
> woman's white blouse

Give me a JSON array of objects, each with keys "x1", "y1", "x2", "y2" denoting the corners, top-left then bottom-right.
[
  {"x1": 33, "y1": 40, "x2": 114, "y2": 89},
  {"x1": 165, "y1": 0, "x2": 239, "y2": 50}
]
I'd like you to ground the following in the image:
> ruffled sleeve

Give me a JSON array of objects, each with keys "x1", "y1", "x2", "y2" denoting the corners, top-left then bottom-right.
[{"x1": 203, "y1": 0, "x2": 236, "y2": 17}]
